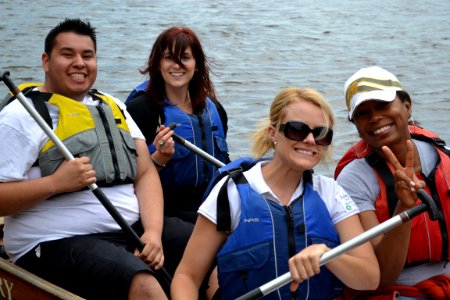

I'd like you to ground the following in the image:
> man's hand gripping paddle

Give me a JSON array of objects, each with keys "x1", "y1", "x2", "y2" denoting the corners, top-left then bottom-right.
[{"x1": 0, "y1": 72, "x2": 172, "y2": 295}]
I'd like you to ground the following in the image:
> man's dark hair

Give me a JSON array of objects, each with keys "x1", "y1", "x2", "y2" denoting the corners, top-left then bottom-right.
[{"x1": 45, "y1": 18, "x2": 96, "y2": 56}]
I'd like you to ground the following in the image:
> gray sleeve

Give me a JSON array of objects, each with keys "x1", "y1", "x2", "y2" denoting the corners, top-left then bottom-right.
[
  {"x1": 336, "y1": 158, "x2": 380, "y2": 212},
  {"x1": 414, "y1": 139, "x2": 439, "y2": 177}
]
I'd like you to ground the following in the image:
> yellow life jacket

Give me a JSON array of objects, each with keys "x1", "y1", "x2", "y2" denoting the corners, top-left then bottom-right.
[{"x1": 17, "y1": 83, "x2": 138, "y2": 186}]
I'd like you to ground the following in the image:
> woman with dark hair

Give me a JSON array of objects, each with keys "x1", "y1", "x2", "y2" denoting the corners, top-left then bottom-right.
[
  {"x1": 335, "y1": 66, "x2": 450, "y2": 299},
  {"x1": 126, "y1": 27, "x2": 229, "y2": 283}
]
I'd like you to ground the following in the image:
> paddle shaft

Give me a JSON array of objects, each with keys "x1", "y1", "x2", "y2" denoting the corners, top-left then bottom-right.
[
  {"x1": 236, "y1": 189, "x2": 434, "y2": 300},
  {"x1": 168, "y1": 122, "x2": 225, "y2": 168},
  {"x1": 0, "y1": 72, "x2": 172, "y2": 284}
]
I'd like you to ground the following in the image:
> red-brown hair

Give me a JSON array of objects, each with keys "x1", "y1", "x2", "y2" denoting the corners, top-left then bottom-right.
[{"x1": 140, "y1": 27, "x2": 217, "y2": 114}]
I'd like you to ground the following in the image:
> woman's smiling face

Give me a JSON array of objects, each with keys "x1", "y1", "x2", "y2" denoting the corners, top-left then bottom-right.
[
  {"x1": 352, "y1": 97, "x2": 411, "y2": 150},
  {"x1": 160, "y1": 47, "x2": 196, "y2": 93},
  {"x1": 270, "y1": 99, "x2": 329, "y2": 171}
]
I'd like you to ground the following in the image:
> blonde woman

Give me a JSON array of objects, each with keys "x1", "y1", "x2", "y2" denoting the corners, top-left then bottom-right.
[{"x1": 172, "y1": 87, "x2": 379, "y2": 299}]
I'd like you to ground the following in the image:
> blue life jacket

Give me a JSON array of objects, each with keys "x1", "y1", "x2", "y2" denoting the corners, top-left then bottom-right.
[
  {"x1": 211, "y1": 158, "x2": 343, "y2": 300},
  {"x1": 125, "y1": 80, "x2": 148, "y2": 104},
  {"x1": 125, "y1": 81, "x2": 229, "y2": 221},
  {"x1": 150, "y1": 98, "x2": 228, "y2": 189}
]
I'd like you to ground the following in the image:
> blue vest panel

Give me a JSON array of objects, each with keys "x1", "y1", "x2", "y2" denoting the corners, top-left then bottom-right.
[
  {"x1": 150, "y1": 98, "x2": 228, "y2": 188},
  {"x1": 216, "y1": 168, "x2": 342, "y2": 299}
]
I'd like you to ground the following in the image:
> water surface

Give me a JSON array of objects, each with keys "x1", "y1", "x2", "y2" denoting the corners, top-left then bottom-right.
[{"x1": 1, "y1": 0, "x2": 449, "y2": 175}]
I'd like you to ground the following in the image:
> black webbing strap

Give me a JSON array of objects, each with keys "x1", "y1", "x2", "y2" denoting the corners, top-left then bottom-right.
[
  {"x1": 18, "y1": 91, "x2": 53, "y2": 168},
  {"x1": 216, "y1": 167, "x2": 314, "y2": 232},
  {"x1": 366, "y1": 151, "x2": 398, "y2": 216},
  {"x1": 216, "y1": 168, "x2": 246, "y2": 232},
  {"x1": 29, "y1": 92, "x2": 53, "y2": 129},
  {"x1": 2, "y1": 87, "x2": 52, "y2": 130},
  {"x1": 303, "y1": 169, "x2": 313, "y2": 186}
]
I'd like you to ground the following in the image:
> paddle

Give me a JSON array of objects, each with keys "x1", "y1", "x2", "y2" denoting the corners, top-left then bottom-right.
[
  {"x1": 0, "y1": 71, "x2": 172, "y2": 294},
  {"x1": 167, "y1": 122, "x2": 226, "y2": 168},
  {"x1": 235, "y1": 189, "x2": 440, "y2": 300}
]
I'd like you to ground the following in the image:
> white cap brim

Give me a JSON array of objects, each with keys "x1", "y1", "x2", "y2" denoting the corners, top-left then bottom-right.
[{"x1": 348, "y1": 89, "x2": 398, "y2": 120}]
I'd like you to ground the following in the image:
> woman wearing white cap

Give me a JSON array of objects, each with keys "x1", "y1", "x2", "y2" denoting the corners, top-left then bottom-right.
[{"x1": 335, "y1": 66, "x2": 450, "y2": 299}]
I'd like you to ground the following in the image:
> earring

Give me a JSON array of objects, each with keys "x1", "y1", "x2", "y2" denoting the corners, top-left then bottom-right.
[{"x1": 273, "y1": 141, "x2": 277, "y2": 146}]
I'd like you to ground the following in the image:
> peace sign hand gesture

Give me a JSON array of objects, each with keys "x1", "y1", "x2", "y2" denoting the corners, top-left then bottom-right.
[{"x1": 381, "y1": 140, "x2": 426, "y2": 210}]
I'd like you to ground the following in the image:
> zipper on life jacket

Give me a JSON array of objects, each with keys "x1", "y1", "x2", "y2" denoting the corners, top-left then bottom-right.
[
  {"x1": 284, "y1": 205, "x2": 297, "y2": 300},
  {"x1": 97, "y1": 104, "x2": 120, "y2": 181},
  {"x1": 284, "y1": 205, "x2": 296, "y2": 258}
]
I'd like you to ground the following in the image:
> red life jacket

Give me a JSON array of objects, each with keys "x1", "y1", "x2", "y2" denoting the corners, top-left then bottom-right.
[
  {"x1": 339, "y1": 274, "x2": 450, "y2": 299},
  {"x1": 335, "y1": 125, "x2": 450, "y2": 266}
]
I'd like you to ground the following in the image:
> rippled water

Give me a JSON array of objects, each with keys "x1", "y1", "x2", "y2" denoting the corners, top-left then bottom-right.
[{"x1": 1, "y1": 0, "x2": 449, "y2": 176}]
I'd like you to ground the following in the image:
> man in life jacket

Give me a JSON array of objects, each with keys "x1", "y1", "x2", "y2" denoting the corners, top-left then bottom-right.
[
  {"x1": 335, "y1": 66, "x2": 450, "y2": 299},
  {"x1": 0, "y1": 18, "x2": 169, "y2": 299}
]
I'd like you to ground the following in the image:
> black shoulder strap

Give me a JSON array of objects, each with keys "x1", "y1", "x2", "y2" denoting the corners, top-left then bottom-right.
[
  {"x1": 216, "y1": 168, "x2": 247, "y2": 232},
  {"x1": 7, "y1": 88, "x2": 53, "y2": 129},
  {"x1": 366, "y1": 151, "x2": 397, "y2": 216},
  {"x1": 21, "y1": 90, "x2": 53, "y2": 168},
  {"x1": 216, "y1": 165, "x2": 313, "y2": 232},
  {"x1": 28, "y1": 91, "x2": 53, "y2": 129},
  {"x1": 303, "y1": 169, "x2": 313, "y2": 186},
  {"x1": 211, "y1": 99, "x2": 228, "y2": 137},
  {"x1": 11, "y1": 87, "x2": 72, "y2": 130}
]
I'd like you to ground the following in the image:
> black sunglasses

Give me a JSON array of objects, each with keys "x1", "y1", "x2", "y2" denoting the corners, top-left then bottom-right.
[{"x1": 277, "y1": 121, "x2": 333, "y2": 146}]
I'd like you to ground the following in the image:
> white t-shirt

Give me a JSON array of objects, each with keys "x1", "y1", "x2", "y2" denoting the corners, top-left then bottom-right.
[
  {"x1": 0, "y1": 91, "x2": 144, "y2": 262},
  {"x1": 199, "y1": 161, "x2": 359, "y2": 232}
]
